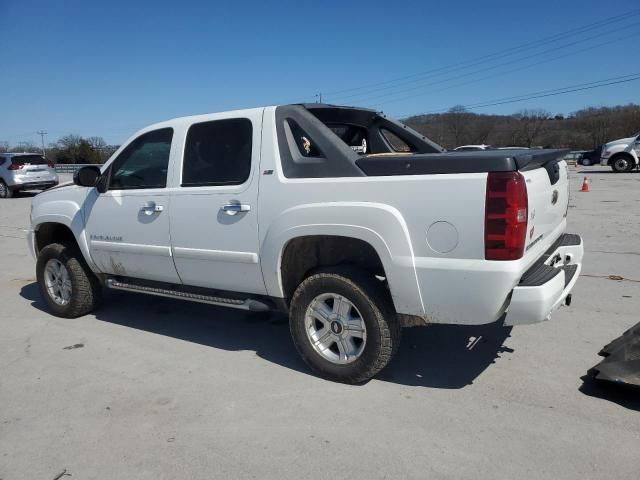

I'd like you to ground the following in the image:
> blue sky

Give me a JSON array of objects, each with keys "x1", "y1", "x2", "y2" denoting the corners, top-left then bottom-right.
[{"x1": 1, "y1": 0, "x2": 639, "y2": 146}]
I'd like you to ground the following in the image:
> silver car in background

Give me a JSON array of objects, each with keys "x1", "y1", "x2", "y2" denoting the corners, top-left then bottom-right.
[{"x1": 0, "y1": 153, "x2": 59, "y2": 198}]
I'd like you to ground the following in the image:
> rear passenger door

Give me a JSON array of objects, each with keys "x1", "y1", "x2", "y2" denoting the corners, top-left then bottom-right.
[{"x1": 169, "y1": 110, "x2": 266, "y2": 294}]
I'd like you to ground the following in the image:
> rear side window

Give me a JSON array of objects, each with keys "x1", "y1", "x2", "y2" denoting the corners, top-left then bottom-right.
[
  {"x1": 182, "y1": 118, "x2": 252, "y2": 187},
  {"x1": 11, "y1": 155, "x2": 48, "y2": 165},
  {"x1": 286, "y1": 119, "x2": 324, "y2": 159},
  {"x1": 381, "y1": 129, "x2": 412, "y2": 152}
]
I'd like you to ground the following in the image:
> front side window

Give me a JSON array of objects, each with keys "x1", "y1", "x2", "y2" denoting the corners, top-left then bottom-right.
[
  {"x1": 182, "y1": 118, "x2": 252, "y2": 187},
  {"x1": 109, "y1": 128, "x2": 173, "y2": 190}
]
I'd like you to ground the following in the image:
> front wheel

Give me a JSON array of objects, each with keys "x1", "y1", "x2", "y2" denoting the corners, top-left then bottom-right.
[
  {"x1": 581, "y1": 159, "x2": 591, "y2": 166},
  {"x1": 611, "y1": 156, "x2": 634, "y2": 173},
  {"x1": 36, "y1": 243, "x2": 102, "y2": 318},
  {"x1": 289, "y1": 268, "x2": 401, "y2": 384}
]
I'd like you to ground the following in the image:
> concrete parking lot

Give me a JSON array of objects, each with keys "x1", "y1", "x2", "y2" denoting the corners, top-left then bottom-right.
[{"x1": 1, "y1": 169, "x2": 639, "y2": 480}]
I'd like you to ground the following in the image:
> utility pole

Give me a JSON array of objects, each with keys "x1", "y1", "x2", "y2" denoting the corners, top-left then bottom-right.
[{"x1": 36, "y1": 130, "x2": 47, "y2": 157}]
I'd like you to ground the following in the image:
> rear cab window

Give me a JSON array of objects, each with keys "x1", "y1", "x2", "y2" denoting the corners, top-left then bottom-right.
[{"x1": 327, "y1": 124, "x2": 369, "y2": 154}]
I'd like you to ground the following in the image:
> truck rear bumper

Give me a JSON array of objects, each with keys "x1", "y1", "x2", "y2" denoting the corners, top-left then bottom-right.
[{"x1": 504, "y1": 233, "x2": 583, "y2": 326}]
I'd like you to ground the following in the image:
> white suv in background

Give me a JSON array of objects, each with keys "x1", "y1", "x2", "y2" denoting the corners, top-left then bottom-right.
[{"x1": 0, "y1": 153, "x2": 59, "y2": 198}]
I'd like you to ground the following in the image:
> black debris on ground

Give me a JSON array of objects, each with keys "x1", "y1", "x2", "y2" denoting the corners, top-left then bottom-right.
[{"x1": 588, "y1": 321, "x2": 640, "y2": 390}]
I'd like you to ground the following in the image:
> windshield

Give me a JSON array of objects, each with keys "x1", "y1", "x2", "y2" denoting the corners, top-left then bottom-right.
[{"x1": 11, "y1": 155, "x2": 48, "y2": 166}]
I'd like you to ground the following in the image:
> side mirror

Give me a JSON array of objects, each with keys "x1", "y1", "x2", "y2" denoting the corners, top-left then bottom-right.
[{"x1": 74, "y1": 166, "x2": 102, "y2": 188}]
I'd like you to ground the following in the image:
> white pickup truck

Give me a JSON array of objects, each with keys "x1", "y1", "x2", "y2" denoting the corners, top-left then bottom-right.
[
  {"x1": 28, "y1": 104, "x2": 583, "y2": 383},
  {"x1": 600, "y1": 132, "x2": 640, "y2": 172}
]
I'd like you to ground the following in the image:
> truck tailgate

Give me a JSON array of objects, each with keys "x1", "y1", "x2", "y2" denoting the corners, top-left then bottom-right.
[{"x1": 520, "y1": 159, "x2": 569, "y2": 260}]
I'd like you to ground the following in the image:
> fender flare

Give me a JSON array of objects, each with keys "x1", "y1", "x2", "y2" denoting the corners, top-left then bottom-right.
[
  {"x1": 608, "y1": 149, "x2": 639, "y2": 166},
  {"x1": 260, "y1": 202, "x2": 425, "y2": 315},
  {"x1": 32, "y1": 209, "x2": 96, "y2": 271}
]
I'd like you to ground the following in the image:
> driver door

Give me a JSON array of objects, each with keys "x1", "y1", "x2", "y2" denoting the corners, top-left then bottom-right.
[{"x1": 84, "y1": 128, "x2": 181, "y2": 283}]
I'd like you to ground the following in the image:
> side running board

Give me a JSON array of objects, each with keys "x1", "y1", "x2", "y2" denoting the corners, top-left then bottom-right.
[{"x1": 106, "y1": 278, "x2": 271, "y2": 312}]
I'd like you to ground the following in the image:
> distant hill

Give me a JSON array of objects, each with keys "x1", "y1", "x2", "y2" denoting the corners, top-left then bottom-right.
[{"x1": 401, "y1": 104, "x2": 640, "y2": 150}]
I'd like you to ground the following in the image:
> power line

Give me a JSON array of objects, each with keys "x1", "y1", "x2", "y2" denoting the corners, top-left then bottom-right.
[
  {"x1": 466, "y1": 76, "x2": 640, "y2": 111},
  {"x1": 367, "y1": 30, "x2": 640, "y2": 110},
  {"x1": 313, "y1": 8, "x2": 640, "y2": 101},
  {"x1": 330, "y1": 24, "x2": 640, "y2": 105},
  {"x1": 463, "y1": 73, "x2": 640, "y2": 108},
  {"x1": 399, "y1": 73, "x2": 640, "y2": 118},
  {"x1": 268, "y1": 9, "x2": 639, "y2": 106}
]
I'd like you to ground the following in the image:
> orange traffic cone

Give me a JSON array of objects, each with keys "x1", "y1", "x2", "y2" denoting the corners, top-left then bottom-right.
[{"x1": 580, "y1": 176, "x2": 589, "y2": 192}]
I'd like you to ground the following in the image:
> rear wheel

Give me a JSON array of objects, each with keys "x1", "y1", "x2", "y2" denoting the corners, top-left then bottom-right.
[
  {"x1": 0, "y1": 181, "x2": 13, "y2": 198},
  {"x1": 581, "y1": 158, "x2": 591, "y2": 166},
  {"x1": 289, "y1": 268, "x2": 401, "y2": 384},
  {"x1": 36, "y1": 243, "x2": 102, "y2": 318}
]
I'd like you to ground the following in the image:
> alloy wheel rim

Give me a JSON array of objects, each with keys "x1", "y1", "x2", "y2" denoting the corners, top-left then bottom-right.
[
  {"x1": 44, "y1": 259, "x2": 72, "y2": 306},
  {"x1": 0, "y1": 183, "x2": 6, "y2": 197},
  {"x1": 304, "y1": 293, "x2": 367, "y2": 365}
]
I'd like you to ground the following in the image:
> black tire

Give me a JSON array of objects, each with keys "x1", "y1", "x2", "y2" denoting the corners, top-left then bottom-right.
[
  {"x1": 0, "y1": 181, "x2": 13, "y2": 199},
  {"x1": 582, "y1": 159, "x2": 591, "y2": 166},
  {"x1": 289, "y1": 267, "x2": 401, "y2": 384},
  {"x1": 611, "y1": 155, "x2": 634, "y2": 173},
  {"x1": 36, "y1": 243, "x2": 102, "y2": 318}
]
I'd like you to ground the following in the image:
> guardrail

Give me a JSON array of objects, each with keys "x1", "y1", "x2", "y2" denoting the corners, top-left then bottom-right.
[{"x1": 54, "y1": 164, "x2": 103, "y2": 174}]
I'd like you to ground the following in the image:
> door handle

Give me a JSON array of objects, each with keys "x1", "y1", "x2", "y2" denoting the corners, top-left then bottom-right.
[
  {"x1": 140, "y1": 202, "x2": 164, "y2": 215},
  {"x1": 222, "y1": 203, "x2": 251, "y2": 216}
]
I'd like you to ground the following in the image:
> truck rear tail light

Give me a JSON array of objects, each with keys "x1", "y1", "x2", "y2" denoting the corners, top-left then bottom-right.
[
  {"x1": 8, "y1": 163, "x2": 23, "y2": 170},
  {"x1": 485, "y1": 171, "x2": 528, "y2": 260},
  {"x1": 47, "y1": 161, "x2": 55, "y2": 168}
]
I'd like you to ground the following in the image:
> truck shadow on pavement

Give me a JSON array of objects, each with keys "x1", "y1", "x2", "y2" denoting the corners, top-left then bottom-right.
[
  {"x1": 21, "y1": 283, "x2": 513, "y2": 389},
  {"x1": 378, "y1": 322, "x2": 513, "y2": 388}
]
